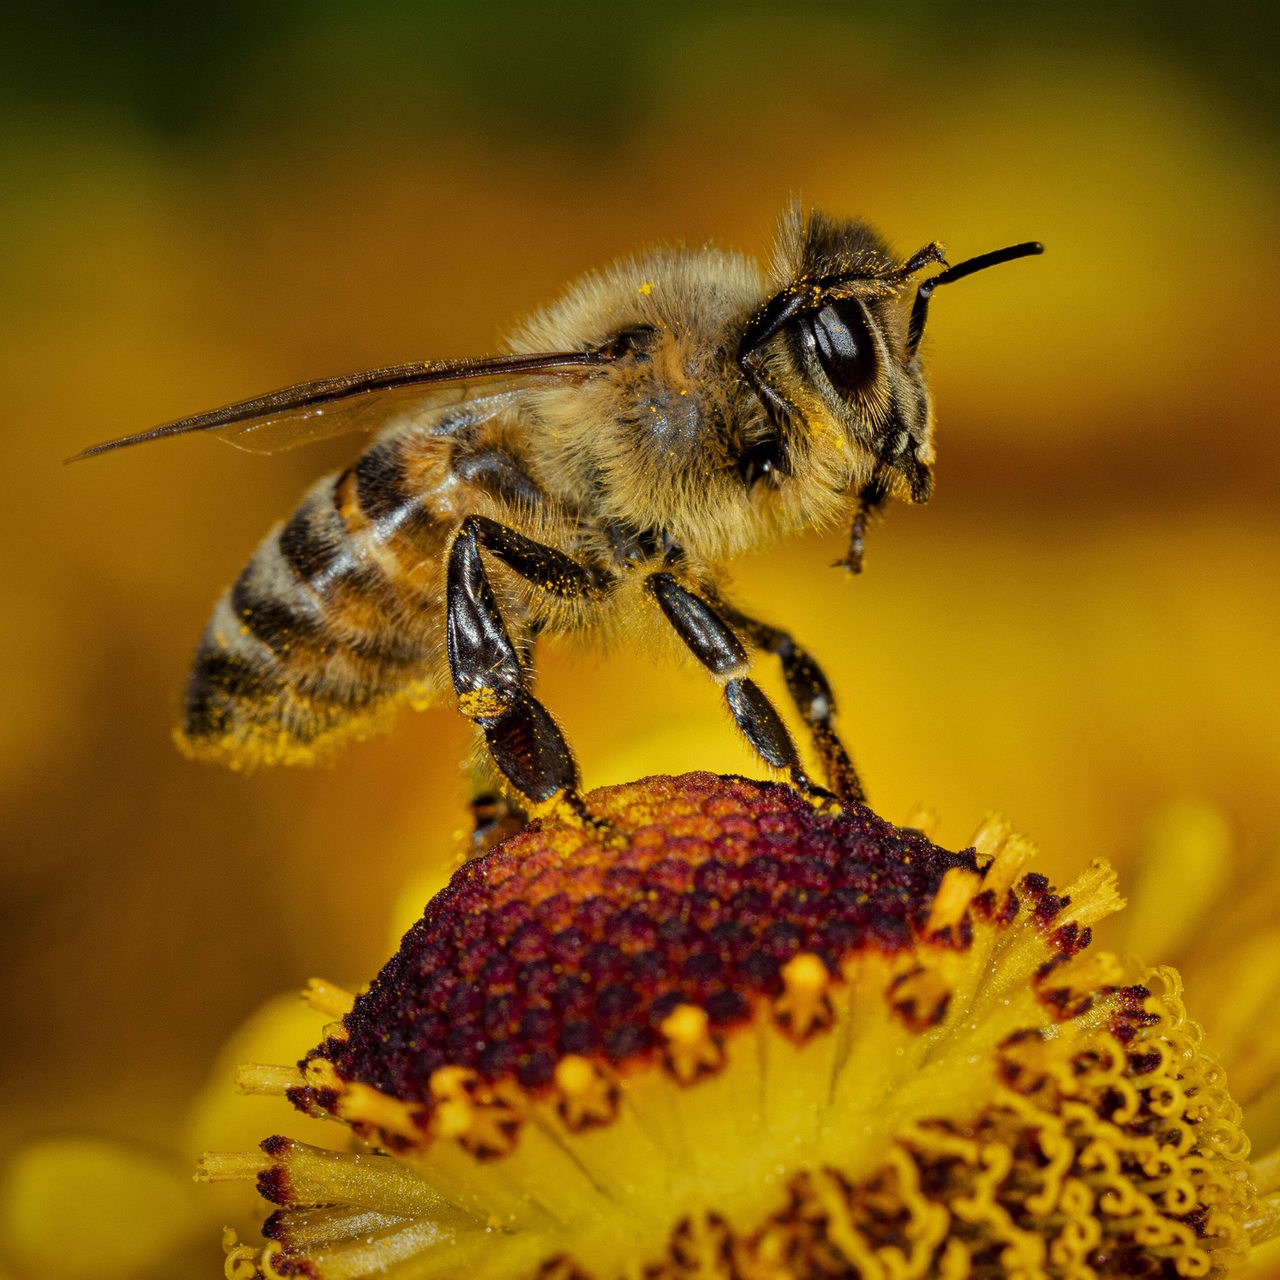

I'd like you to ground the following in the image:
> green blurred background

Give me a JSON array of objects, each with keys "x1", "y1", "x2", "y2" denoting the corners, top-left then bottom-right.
[{"x1": 1, "y1": 4, "x2": 1278, "y2": 1276}]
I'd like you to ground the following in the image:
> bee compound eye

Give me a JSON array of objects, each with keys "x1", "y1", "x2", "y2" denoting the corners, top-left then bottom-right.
[{"x1": 808, "y1": 298, "x2": 876, "y2": 395}]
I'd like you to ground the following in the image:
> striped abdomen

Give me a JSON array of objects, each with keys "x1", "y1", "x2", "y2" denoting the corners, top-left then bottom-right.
[{"x1": 180, "y1": 432, "x2": 468, "y2": 766}]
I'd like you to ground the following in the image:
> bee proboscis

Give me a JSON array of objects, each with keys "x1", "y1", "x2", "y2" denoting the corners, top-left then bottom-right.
[{"x1": 75, "y1": 207, "x2": 1040, "y2": 831}]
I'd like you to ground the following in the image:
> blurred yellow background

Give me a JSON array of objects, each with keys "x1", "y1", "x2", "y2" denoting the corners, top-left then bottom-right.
[{"x1": 1, "y1": 5, "x2": 1277, "y2": 1277}]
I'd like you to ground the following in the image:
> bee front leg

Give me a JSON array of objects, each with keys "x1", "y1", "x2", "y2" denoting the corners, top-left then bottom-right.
[
  {"x1": 834, "y1": 477, "x2": 889, "y2": 574},
  {"x1": 446, "y1": 516, "x2": 616, "y2": 837},
  {"x1": 716, "y1": 606, "x2": 864, "y2": 805},
  {"x1": 646, "y1": 573, "x2": 825, "y2": 799}
]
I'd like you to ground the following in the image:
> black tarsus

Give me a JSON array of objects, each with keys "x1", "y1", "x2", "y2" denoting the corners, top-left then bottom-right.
[
  {"x1": 476, "y1": 692, "x2": 579, "y2": 808},
  {"x1": 834, "y1": 476, "x2": 890, "y2": 575},
  {"x1": 446, "y1": 527, "x2": 525, "y2": 709}
]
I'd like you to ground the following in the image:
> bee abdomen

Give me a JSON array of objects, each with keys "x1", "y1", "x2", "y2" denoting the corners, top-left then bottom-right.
[{"x1": 181, "y1": 453, "x2": 450, "y2": 767}]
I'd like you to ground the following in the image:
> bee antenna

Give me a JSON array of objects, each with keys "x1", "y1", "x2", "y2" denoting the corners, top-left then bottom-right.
[{"x1": 908, "y1": 241, "x2": 1043, "y2": 348}]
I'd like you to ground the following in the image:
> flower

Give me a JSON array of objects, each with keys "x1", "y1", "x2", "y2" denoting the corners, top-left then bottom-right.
[{"x1": 198, "y1": 772, "x2": 1277, "y2": 1278}]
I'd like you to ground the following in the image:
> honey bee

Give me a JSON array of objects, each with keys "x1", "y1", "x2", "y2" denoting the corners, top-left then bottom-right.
[{"x1": 75, "y1": 206, "x2": 1040, "y2": 829}]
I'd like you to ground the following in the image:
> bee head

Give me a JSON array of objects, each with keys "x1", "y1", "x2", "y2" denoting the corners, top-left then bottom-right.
[{"x1": 739, "y1": 208, "x2": 1041, "y2": 515}]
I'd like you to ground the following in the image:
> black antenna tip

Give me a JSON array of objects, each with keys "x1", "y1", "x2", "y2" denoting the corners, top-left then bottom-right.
[{"x1": 908, "y1": 238, "x2": 1043, "y2": 348}]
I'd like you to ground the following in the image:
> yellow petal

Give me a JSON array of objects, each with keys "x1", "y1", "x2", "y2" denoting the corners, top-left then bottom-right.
[{"x1": 0, "y1": 1135, "x2": 200, "y2": 1280}]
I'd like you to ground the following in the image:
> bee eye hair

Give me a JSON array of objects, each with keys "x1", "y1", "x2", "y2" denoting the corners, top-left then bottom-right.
[{"x1": 805, "y1": 298, "x2": 876, "y2": 394}]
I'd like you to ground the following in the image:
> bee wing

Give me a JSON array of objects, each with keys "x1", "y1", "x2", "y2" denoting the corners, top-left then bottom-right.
[{"x1": 66, "y1": 350, "x2": 609, "y2": 463}]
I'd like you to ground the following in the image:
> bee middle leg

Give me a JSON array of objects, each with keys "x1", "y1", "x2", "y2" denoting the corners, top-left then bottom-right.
[
  {"x1": 717, "y1": 605, "x2": 864, "y2": 805},
  {"x1": 646, "y1": 573, "x2": 826, "y2": 799},
  {"x1": 446, "y1": 515, "x2": 614, "y2": 828}
]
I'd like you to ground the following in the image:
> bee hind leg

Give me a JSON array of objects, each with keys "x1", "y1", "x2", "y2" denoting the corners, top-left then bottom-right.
[{"x1": 446, "y1": 515, "x2": 618, "y2": 842}]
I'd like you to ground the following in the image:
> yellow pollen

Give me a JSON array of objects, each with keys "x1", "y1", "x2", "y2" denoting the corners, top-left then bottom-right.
[
  {"x1": 303, "y1": 1056, "x2": 342, "y2": 1092},
  {"x1": 970, "y1": 816, "x2": 1034, "y2": 901},
  {"x1": 432, "y1": 1098, "x2": 472, "y2": 1140},
  {"x1": 428, "y1": 1065, "x2": 472, "y2": 1106},
  {"x1": 301, "y1": 977, "x2": 357, "y2": 1019},
  {"x1": 336, "y1": 1082, "x2": 423, "y2": 1144},
  {"x1": 553, "y1": 1054, "x2": 596, "y2": 1097},
  {"x1": 659, "y1": 1003, "x2": 723, "y2": 1083},
  {"x1": 925, "y1": 866, "x2": 983, "y2": 936},
  {"x1": 234, "y1": 1063, "x2": 302, "y2": 1097},
  {"x1": 775, "y1": 951, "x2": 833, "y2": 1039},
  {"x1": 553, "y1": 1055, "x2": 618, "y2": 1130},
  {"x1": 425, "y1": 1067, "x2": 522, "y2": 1156},
  {"x1": 457, "y1": 688, "x2": 510, "y2": 719}
]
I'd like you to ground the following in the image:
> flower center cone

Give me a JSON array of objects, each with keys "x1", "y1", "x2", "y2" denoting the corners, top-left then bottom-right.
[{"x1": 201, "y1": 772, "x2": 1257, "y2": 1279}]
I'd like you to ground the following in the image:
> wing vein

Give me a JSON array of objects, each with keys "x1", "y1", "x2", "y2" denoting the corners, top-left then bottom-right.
[{"x1": 66, "y1": 349, "x2": 611, "y2": 463}]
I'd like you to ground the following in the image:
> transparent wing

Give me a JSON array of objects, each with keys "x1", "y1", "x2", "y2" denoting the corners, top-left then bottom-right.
[{"x1": 66, "y1": 350, "x2": 611, "y2": 463}]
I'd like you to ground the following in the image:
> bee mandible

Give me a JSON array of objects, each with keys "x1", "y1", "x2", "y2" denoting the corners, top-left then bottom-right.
[{"x1": 74, "y1": 207, "x2": 1041, "y2": 829}]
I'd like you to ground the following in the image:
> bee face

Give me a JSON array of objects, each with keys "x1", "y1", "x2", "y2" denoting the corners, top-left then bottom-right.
[
  {"x1": 517, "y1": 213, "x2": 950, "y2": 562},
  {"x1": 738, "y1": 209, "x2": 942, "y2": 514}
]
